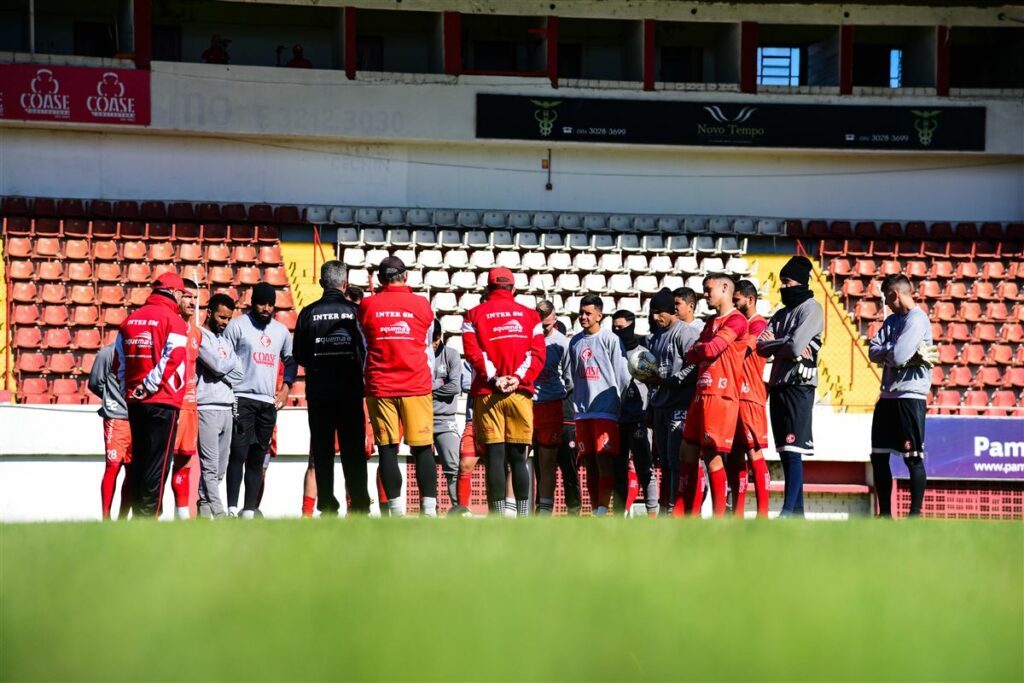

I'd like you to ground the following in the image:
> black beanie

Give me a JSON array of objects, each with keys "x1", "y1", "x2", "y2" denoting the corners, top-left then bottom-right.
[
  {"x1": 650, "y1": 288, "x2": 676, "y2": 314},
  {"x1": 779, "y1": 256, "x2": 813, "y2": 286},
  {"x1": 251, "y1": 282, "x2": 276, "y2": 306}
]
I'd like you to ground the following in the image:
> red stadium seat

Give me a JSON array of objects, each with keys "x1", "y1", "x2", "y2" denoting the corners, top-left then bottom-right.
[
  {"x1": 3, "y1": 216, "x2": 32, "y2": 235},
  {"x1": 180, "y1": 265, "x2": 207, "y2": 284},
  {"x1": 879, "y1": 222, "x2": 904, "y2": 239},
  {"x1": 842, "y1": 279, "x2": 866, "y2": 299},
  {"x1": 70, "y1": 285, "x2": 95, "y2": 305},
  {"x1": 248, "y1": 204, "x2": 274, "y2": 223},
  {"x1": 974, "y1": 242, "x2": 1000, "y2": 259},
  {"x1": 41, "y1": 284, "x2": 66, "y2": 304},
  {"x1": 91, "y1": 220, "x2": 117, "y2": 239},
  {"x1": 973, "y1": 323, "x2": 998, "y2": 342},
  {"x1": 974, "y1": 282, "x2": 997, "y2": 301},
  {"x1": 948, "y1": 366, "x2": 974, "y2": 387},
  {"x1": 844, "y1": 239, "x2": 871, "y2": 258},
  {"x1": 947, "y1": 323, "x2": 970, "y2": 342},
  {"x1": 273, "y1": 206, "x2": 301, "y2": 224},
  {"x1": 934, "y1": 302, "x2": 957, "y2": 322},
  {"x1": 864, "y1": 320, "x2": 883, "y2": 340},
  {"x1": 829, "y1": 258, "x2": 851, "y2": 277},
  {"x1": 209, "y1": 266, "x2": 234, "y2": 285},
  {"x1": 949, "y1": 242, "x2": 972, "y2": 259},
  {"x1": 37, "y1": 262, "x2": 64, "y2": 281},
  {"x1": 989, "y1": 344, "x2": 1014, "y2": 367},
  {"x1": 119, "y1": 221, "x2": 146, "y2": 239},
  {"x1": 960, "y1": 390, "x2": 988, "y2": 416},
  {"x1": 930, "y1": 366, "x2": 946, "y2": 386},
  {"x1": 174, "y1": 222, "x2": 201, "y2": 241},
  {"x1": 980, "y1": 222, "x2": 1004, "y2": 240},
  {"x1": 1007, "y1": 222, "x2": 1024, "y2": 241},
  {"x1": 42, "y1": 305, "x2": 68, "y2": 326},
  {"x1": 232, "y1": 246, "x2": 257, "y2": 264},
  {"x1": 943, "y1": 282, "x2": 969, "y2": 301},
  {"x1": 955, "y1": 262, "x2": 979, "y2": 280},
  {"x1": 923, "y1": 241, "x2": 949, "y2": 258},
  {"x1": 784, "y1": 220, "x2": 804, "y2": 237},
  {"x1": 221, "y1": 204, "x2": 246, "y2": 222},
  {"x1": 32, "y1": 197, "x2": 57, "y2": 216},
  {"x1": 930, "y1": 322, "x2": 945, "y2": 342},
  {"x1": 64, "y1": 239, "x2": 90, "y2": 260},
  {"x1": 128, "y1": 287, "x2": 151, "y2": 306},
  {"x1": 20, "y1": 378, "x2": 50, "y2": 400},
  {"x1": 865, "y1": 279, "x2": 883, "y2": 299},
  {"x1": 72, "y1": 306, "x2": 99, "y2": 326},
  {"x1": 95, "y1": 263, "x2": 121, "y2": 282},
  {"x1": 67, "y1": 262, "x2": 93, "y2": 282},
  {"x1": 8, "y1": 261, "x2": 34, "y2": 280},
  {"x1": 169, "y1": 201, "x2": 194, "y2": 221},
  {"x1": 103, "y1": 329, "x2": 119, "y2": 346},
  {"x1": 34, "y1": 218, "x2": 61, "y2": 236},
  {"x1": 205, "y1": 244, "x2": 230, "y2": 263},
  {"x1": 853, "y1": 301, "x2": 880, "y2": 321},
  {"x1": 821, "y1": 239, "x2": 846, "y2": 257},
  {"x1": 236, "y1": 267, "x2": 262, "y2": 285},
  {"x1": 148, "y1": 222, "x2": 173, "y2": 240},
  {"x1": 930, "y1": 261, "x2": 954, "y2": 279},
  {"x1": 197, "y1": 202, "x2": 221, "y2": 221},
  {"x1": 17, "y1": 353, "x2": 45, "y2": 373},
  {"x1": 14, "y1": 327, "x2": 43, "y2": 349},
  {"x1": 1008, "y1": 368, "x2": 1024, "y2": 388},
  {"x1": 5, "y1": 237, "x2": 32, "y2": 258},
  {"x1": 141, "y1": 200, "x2": 167, "y2": 221},
  {"x1": 853, "y1": 259, "x2": 877, "y2": 277},
  {"x1": 63, "y1": 219, "x2": 90, "y2": 238},
  {"x1": 274, "y1": 310, "x2": 298, "y2": 330},
  {"x1": 275, "y1": 290, "x2": 293, "y2": 309},
  {"x1": 853, "y1": 221, "x2": 878, "y2": 239},
  {"x1": 981, "y1": 261, "x2": 1006, "y2": 280},
  {"x1": 918, "y1": 280, "x2": 941, "y2": 301},
  {"x1": 1014, "y1": 304, "x2": 1024, "y2": 323},
  {"x1": 111, "y1": 200, "x2": 138, "y2": 220},
  {"x1": 149, "y1": 243, "x2": 175, "y2": 262},
  {"x1": 937, "y1": 344, "x2": 958, "y2": 365},
  {"x1": 990, "y1": 391, "x2": 1017, "y2": 417},
  {"x1": 178, "y1": 243, "x2": 203, "y2": 262},
  {"x1": 99, "y1": 286, "x2": 124, "y2": 306},
  {"x1": 3, "y1": 196, "x2": 29, "y2": 215},
  {"x1": 74, "y1": 329, "x2": 103, "y2": 350},
  {"x1": 879, "y1": 260, "x2": 901, "y2": 276},
  {"x1": 34, "y1": 237, "x2": 60, "y2": 257},
  {"x1": 12, "y1": 304, "x2": 39, "y2": 325},
  {"x1": 930, "y1": 222, "x2": 953, "y2": 240},
  {"x1": 985, "y1": 303, "x2": 1008, "y2": 322},
  {"x1": 264, "y1": 267, "x2": 289, "y2": 286},
  {"x1": 47, "y1": 353, "x2": 76, "y2": 374},
  {"x1": 44, "y1": 328, "x2": 72, "y2": 349},
  {"x1": 229, "y1": 224, "x2": 255, "y2": 242},
  {"x1": 103, "y1": 308, "x2": 128, "y2": 327},
  {"x1": 79, "y1": 353, "x2": 97, "y2": 374},
  {"x1": 960, "y1": 302, "x2": 983, "y2": 322},
  {"x1": 974, "y1": 367, "x2": 1001, "y2": 389},
  {"x1": 126, "y1": 263, "x2": 152, "y2": 283},
  {"x1": 152, "y1": 264, "x2": 177, "y2": 279},
  {"x1": 201, "y1": 223, "x2": 228, "y2": 241},
  {"x1": 1001, "y1": 323, "x2": 1024, "y2": 343},
  {"x1": 51, "y1": 379, "x2": 80, "y2": 396},
  {"x1": 955, "y1": 222, "x2": 979, "y2": 241},
  {"x1": 256, "y1": 225, "x2": 280, "y2": 242},
  {"x1": 122, "y1": 241, "x2": 147, "y2": 260},
  {"x1": 258, "y1": 246, "x2": 283, "y2": 265}
]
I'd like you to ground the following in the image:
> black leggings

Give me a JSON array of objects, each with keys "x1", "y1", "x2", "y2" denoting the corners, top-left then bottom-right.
[
  {"x1": 872, "y1": 452, "x2": 927, "y2": 517},
  {"x1": 484, "y1": 443, "x2": 529, "y2": 503},
  {"x1": 377, "y1": 444, "x2": 436, "y2": 501}
]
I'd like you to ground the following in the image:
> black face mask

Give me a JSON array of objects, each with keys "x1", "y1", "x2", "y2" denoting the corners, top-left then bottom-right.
[
  {"x1": 614, "y1": 323, "x2": 639, "y2": 350},
  {"x1": 781, "y1": 285, "x2": 814, "y2": 308}
]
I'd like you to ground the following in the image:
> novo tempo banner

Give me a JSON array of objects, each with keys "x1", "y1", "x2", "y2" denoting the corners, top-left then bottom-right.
[
  {"x1": 889, "y1": 416, "x2": 1024, "y2": 481},
  {"x1": 476, "y1": 94, "x2": 986, "y2": 152},
  {"x1": 0, "y1": 63, "x2": 150, "y2": 126}
]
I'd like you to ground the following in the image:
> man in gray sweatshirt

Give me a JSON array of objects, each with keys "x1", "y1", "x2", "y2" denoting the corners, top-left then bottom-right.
[
  {"x1": 645, "y1": 288, "x2": 701, "y2": 514},
  {"x1": 88, "y1": 343, "x2": 132, "y2": 520},
  {"x1": 224, "y1": 282, "x2": 297, "y2": 517},
  {"x1": 196, "y1": 293, "x2": 244, "y2": 518},
  {"x1": 431, "y1": 321, "x2": 463, "y2": 506},
  {"x1": 868, "y1": 274, "x2": 936, "y2": 517},
  {"x1": 756, "y1": 256, "x2": 824, "y2": 517},
  {"x1": 568, "y1": 295, "x2": 631, "y2": 515}
]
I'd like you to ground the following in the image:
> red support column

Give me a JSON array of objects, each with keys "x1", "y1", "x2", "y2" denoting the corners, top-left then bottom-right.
[
  {"x1": 133, "y1": 0, "x2": 151, "y2": 70},
  {"x1": 740, "y1": 21, "x2": 758, "y2": 94},
  {"x1": 344, "y1": 7, "x2": 357, "y2": 80},
  {"x1": 839, "y1": 24, "x2": 854, "y2": 95},
  {"x1": 546, "y1": 15, "x2": 559, "y2": 89},
  {"x1": 936, "y1": 26, "x2": 950, "y2": 97},
  {"x1": 444, "y1": 11, "x2": 462, "y2": 76},
  {"x1": 642, "y1": 18, "x2": 655, "y2": 92}
]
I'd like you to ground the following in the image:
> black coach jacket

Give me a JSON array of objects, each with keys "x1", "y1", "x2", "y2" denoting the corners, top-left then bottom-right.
[{"x1": 293, "y1": 289, "x2": 365, "y2": 403}]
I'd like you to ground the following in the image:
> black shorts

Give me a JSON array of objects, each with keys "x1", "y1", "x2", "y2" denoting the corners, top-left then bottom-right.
[
  {"x1": 871, "y1": 398, "x2": 926, "y2": 459},
  {"x1": 769, "y1": 385, "x2": 815, "y2": 456}
]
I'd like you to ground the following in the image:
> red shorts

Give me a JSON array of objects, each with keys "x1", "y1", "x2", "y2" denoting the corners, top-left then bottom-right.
[
  {"x1": 735, "y1": 401, "x2": 769, "y2": 450},
  {"x1": 682, "y1": 394, "x2": 739, "y2": 454},
  {"x1": 533, "y1": 400, "x2": 564, "y2": 448},
  {"x1": 174, "y1": 409, "x2": 199, "y2": 457},
  {"x1": 103, "y1": 418, "x2": 132, "y2": 464},
  {"x1": 575, "y1": 418, "x2": 619, "y2": 459},
  {"x1": 460, "y1": 422, "x2": 483, "y2": 459}
]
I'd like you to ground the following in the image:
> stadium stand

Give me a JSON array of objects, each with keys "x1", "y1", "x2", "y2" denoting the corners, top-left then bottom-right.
[{"x1": 2, "y1": 198, "x2": 297, "y2": 406}]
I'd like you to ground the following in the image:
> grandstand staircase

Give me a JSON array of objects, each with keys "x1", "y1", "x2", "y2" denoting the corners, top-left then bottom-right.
[
  {"x1": 753, "y1": 253, "x2": 880, "y2": 413},
  {"x1": 1, "y1": 238, "x2": 11, "y2": 400},
  {"x1": 281, "y1": 241, "x2": 326, "y2": 312}
]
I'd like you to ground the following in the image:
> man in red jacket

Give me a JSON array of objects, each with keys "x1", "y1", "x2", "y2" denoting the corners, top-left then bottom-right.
[
  {"x1": 358, "y1": 256, "x2": 437, "y2": 516},
  {"x1": 462, "y1": 267, "x2": 546, "y2": 516},
  {"x1": 114, "y1": 273, "x2": 190, "y2": 518}
]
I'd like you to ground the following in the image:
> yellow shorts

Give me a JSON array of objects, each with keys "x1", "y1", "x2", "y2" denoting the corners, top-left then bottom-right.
[
  {"x1": 473, "y1": 392, "x2": 533, "y2": 446},
  {"x1": 367, "y1": 395, "x2": 434, "y2": 448}
]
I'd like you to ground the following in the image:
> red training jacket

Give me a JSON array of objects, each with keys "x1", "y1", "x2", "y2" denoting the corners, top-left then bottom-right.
[
  {"x1": 462, "y1": 289, "x2": 546, "y2": 397},
  {"x1": 114, "y1": 292, "x2": 189, "y2": 408},
  {"x1": 686, "y1": 308, "x2": 748, "y2": 401},
  {"x1": 357, "y1": 284, "x2": 434, "y2": 398}
]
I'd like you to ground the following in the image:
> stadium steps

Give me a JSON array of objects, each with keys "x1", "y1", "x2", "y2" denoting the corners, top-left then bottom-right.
[
  {"x1": 752, "y1": 253, "x2": 880, "y2": 414},
  {"x1": 0, "y1": 237, "x2": 11, "y2": 401},
  {"x1": 281, "y1": 242, "x2": 323, "y2": 313}
]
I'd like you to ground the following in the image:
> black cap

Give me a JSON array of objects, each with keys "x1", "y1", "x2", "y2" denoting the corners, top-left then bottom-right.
[
  {"x1": 251, "y1": 282, "x2": 276, "y2": 306},
  {"x1": 378, "y1": 256, "x2": 406, "y2": 281},
  {"x1": 650, "y1": 287, "x2": 676, "y2": 314},
  {"x1": 779, "y1": 256, "x2": 813, "y2": 286}
]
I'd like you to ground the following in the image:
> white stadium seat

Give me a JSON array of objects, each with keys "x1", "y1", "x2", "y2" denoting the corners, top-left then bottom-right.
[
  {"x1": 566, "y1": 233, "x2": 589, "y2": 251},
  {"x1": 710, "y1": 217, "x2": 731, "y2": 234},
  {"x1": 419, "y1": 249, "x2": 444, "y2": 269},
  {"x1": 702, "y1": 256, "x2": 726, "y2": 273},
  {"x1": 533, "y1": 212, "x2": 556, "y2": 229},
  {"x1": 446, "y1": 335, "x2": 464, "y2": 355},
  {"x1": 649, "y1": 255, "x2": 673, "y2": 274},
  {"x1": 657, "y1": 217, "x2": 681, "y2": 234},
  {"x1": 573, "y1": 252, "x2": 598, "y2": 272},
  {"x1": 685, "y1": 275, "x2": 705, "y2": 291},
  {"x1": 483, "y1": 211, "x2": 507, "y2": 229},
  {"x1": 693, "y1": 235, "x2": 717, "y2": 254},
  {"x1": 342, "y1": 248, "x2": 365, "y2": 267},
  {"x1": 556, "y1": 273, "x2": 581, "y2": 292},
  {"x1": 695, "y1": 299, "x2": 714, "y2": 318},
  {"x1": 439, "y1": 229, "x2": 462, "y2": 248},
  {"x1": 457, "y1": 210, "x2": 481, "y2": 228},
  {"x1": 582, "y1": 273, "x2": 608, "y2": 293},
  {"x1": 643, "y1": 235, "x2": 667, "y2": 252},
  {"x1": 349, "y1": 269, "x2": 370, "y2": 288},
  {"x1": 306, "y1": 206, "x2": 328, "y2": 223},
  {"x1": 757, "y1": 219, "x2": 782, "y2": 236},
  {"x1": 661, "y1": 275, "x2": 685, "y2": 291},
  {"x1": 496, "y1": 251, "x2": 521, "y2": 269},
  {"x1": 424, "y1": 270, "x2": 451, "y2": 291},
  {"x1": 616, "y1": 295, "x2": 642, "y2": 312},
  {"x1": 337, "y1": 227, "x2": 361, "y2": 246},
  {"x1": 608, "y1": 273, "x2": 635, "y2": 294},
  {"x1": 433, "y1": 209, "x2": 457, "y2": 227},
  {"x1": 719, "y1": 236, "x2": 746, "y2": 255},
  {"x1": 465, "y1": 230, "x2": 489, "y2": 248},
  {"x1": 365, "y1": 249, "x2": 388, "y2": 267},
  {"x1": 393, "y1": 248, "x2": 416, "y2": 266},
  {"x1": 361, "y1": 228, "x2": 386, "y2": 246},
  {"x1": 492, "y1": 230, "x2": 515, "y2": 249},
  {"x1": 634, "y1": 275, "x2": 660, "y2": 294},
  {"x1": 406, "y1": 270, "x2": 424, "y2": 289},
  {"x1": 541, "y1": 232, "x2": 565, "y2": 250},
  {"x1": 509, "y1": 212, "x2": 532, "y2": 229},
  {"x1": 458, "y1": 292, "x2": 481, "y2": 310},
  {"x1": 583, "y1": 215, "x2": 607, "y2": 232},
  {"x1": 562, "y1": 296, "x2": 582, "y2": 315},
  {"x1": 530, "y1": 273, "x2": 556, "y2": 293},
  {"x1": 441, "y1": 315, "x2": 463, "y2": 334},
  {"x1": 675, "y1": 255, "x2": 701, "y2": 274},
  {"x1": 330, "y1": 207, "x2": 354, "y2": 225},
  {"x1": 547, "y1": 252, "x2": 572, "y2": 272},
  {"x1": 442, "y1": 249, "x2": 468, "y2": 269},
  {"x1": 684, "y1": 217, "x2": 708, "y2": 234},
  {"x1": 356, "y1": 208, "x2": 380, "y2": 225},
  {"x1": 733, "y1": 218, "x2": 756, "y2": 235},
  {"x1": 515, "y1": 232, "x2": 540, "y2": 250},
  {"x1": 632, "y1": 216, "x2": 656, "y2": 233},
  {"x1": 413, "y1": 229, "x2": 437, "y2": 247},
  {"x1": 592, "y1": 233, "x2": 615, "y2": 251},
  {"x1": 514, "y1": 294, "x2": 537, "y2": 308},
  {"x1": 635, "y1": 317, "x2": 651, "y2": 336},
  {"x1": 381, "y1": 208, "x2": 405, "y2": 226},
  {"x1": 598, "y1": 253, "x2": 623, "y2": 272},
  {"x1": 450, "y1": 271, "x2": 478, "y2": 292},
  {"x1": 469, "y1": 250, "x2": 495, "y2": 270},
  {"x1": 432, "y1": 292, "x2": 459, "y2": 313},
  {"x1": 618, "y1": 234, "x2": 642, "y2": 252},
  {"x1": 558, "y1": 214, "x2": 582, "y2": 231},
  {"x1": 625, "y1": 254, "x2": 648, "y2": 272},
  {"x1": 608, "y1": 215, "x2": 632, "y2": 233},
  {"x1": 726, "y1": 256, "x2": 752, "y2": 275},
  {"x1": 667, "y1": 235, "x2": 692, "y2": 254},
  {"x1": 406, "y1": 208, "x2": 431, "y2": 226},
  {"x1": 522, "y1": 252, "x2": 548, "y2": 272}
]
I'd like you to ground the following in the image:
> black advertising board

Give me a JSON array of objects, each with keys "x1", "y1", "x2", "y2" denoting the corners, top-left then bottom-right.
[{"x1": 476, "y1": 94, "x2": 986, "y2": 152}]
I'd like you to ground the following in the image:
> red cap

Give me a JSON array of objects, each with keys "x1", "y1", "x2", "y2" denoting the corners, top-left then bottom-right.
[
  {"x1": 487, "y1": 267, "x2": 515, "y2": 288},
  {"x1": 153, "y1": 272, "x2": 188, "y2": 292}
]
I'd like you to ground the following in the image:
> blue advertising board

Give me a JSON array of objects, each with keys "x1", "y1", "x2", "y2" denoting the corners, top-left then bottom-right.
[{"x1": 889, "y1": 417, "x2": 1024, "y2": 480}]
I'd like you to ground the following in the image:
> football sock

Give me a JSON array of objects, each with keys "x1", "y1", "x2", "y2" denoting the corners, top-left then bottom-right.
[
  {"x1": 734, "y1": 466, "x2": 748, "y2": 518},
  {"x1": 172, "y1": 467, "x2": 191, "y2": 509},
  {"x1": 456, "y1": 470, "x2": 473, "y2": 507},
  {"x1": 301, "y1": 495, "x2": 316, "y2": 517},
  {"x1": 421, "y1": 497, "x2": 438, "y2": 517},
  {"x1": 386, "y1": 498, "x2": 406, "y2": 516},
  {"x1": 227, "y1": 506, "x2": 239, "y2": 517},
  {"x1": 175, "y1": 506, "x2": 190, "y2": 519},
  {"x1": 537, "y1": 498, "x2": 554, "y2": 515},
  {"x1": 516, "y1": 499, "x2": 530, "y2": 517},
  {"x1": 709, "y1": 466, "x2": 727, "y2": 517},
  {"x1": 100, "y1": 461, "x2": 120, "y2": 520},
  {"x1": 504, "y1": 497, "x2": 517, "y2": 518},
  {"x1": 411, "y1": 445, "x2": 437, "y2": 500},
  {"x1": 871, "y1": 453, "x2": 893, "y2": 517},
  {"x1": 905, "y1": 456, "x2": 927, "y2": 517},
  {"x1": 625, "y1": 469, "x2": 639, "y2": 515},
  {"x1": 779, "y1": 452, "x2": 805, "y2": 516},
  {"x1": 117, "y1": 469, "x2": 133, "y2": 520},
  {"x1": 377, "y1": 445, "x2": 403, "y2": 501},
  {"x1": 751, "y1": 457, "x2": 771, "y2": 518},
  {"x1": 489, "y1": 500, "x2": 505, "y2": 515}
]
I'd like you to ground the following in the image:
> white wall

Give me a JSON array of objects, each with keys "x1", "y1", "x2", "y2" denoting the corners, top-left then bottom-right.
[{"x1": 2, "y1": 126, "x2": 1022, "y2": 220}]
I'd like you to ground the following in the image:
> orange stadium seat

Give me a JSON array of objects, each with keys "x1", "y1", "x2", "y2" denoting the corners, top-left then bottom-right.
[
  {"x1": 169, "y1": 202, "x2": 194, "y2": 221},
  {"x1": 14, "y1": 327, "x2": 43, "y2": 349},
  {"x1": 152, "y1": 264, "x2": 177, "y2": 279},
  {"x1": 955, "y1": 222, "x2": 979, "y2": 240},
  {"x1": 960, "y1": 390, "x2": 988, "y2": 416},
  {"x1": 263, "y1": 267, "x2": 289, "y2": 286},
  {"x1": 974, "y1": 367, "x2": 1001, "y2": 388},
  {"x1": 905, "y1": 261, "x2": 928, "y2": 279},
  {"x1": 70, "y1": 285, "x2": 95, "y2": 305},
  {"x1": 989, "y1": 344, "x2": 1014, "y2": 366},
  {"x1": 33, "y1": 218, "x2": 61, "y2": 236},
  {"x1": 205, "y1": 244, "x2": 230, "y2": 263},
  {"x1": 985, "y1": 303, "x2": 1008, "y2": 322},
  {"x1": 3, "y1": 196, "x2": 29, "y2": 215},
  {"x1": 44, "y1": 328, "x2": 72, "y2": 349},
  {"x1": 948, "y1": 366, "x2": 974, "y2": 387},
  {"x1": 149, "y1": 243, "x2": 175, "y2": 262},
  {"x1": 258, "y1": 245, "x2": 283, "y2": 265},
  {"x1": 178, "y1": 243, "x2": 203, "y2": 262},
  {"x1": 865, "y1": 280, "x2": 883, "y2": 298},
  {"x1": 784, "y1": 220, "x2": 804, "y2": 237},
  {"x1": 1001, "y1": 323, "x2": 1023, "y2": 343},
  {"x1": 275, "y1": 290, "x2": 293, "y2": 309},
  {"x1": 202, "y1": 223, "x2": 228, "y2": 241},
  {"x1": 95, "y1": 263, "x2": 121, "y2": 282},
  {"x1": 74, "y1": 329, "x2": 103, "y2": 350},
  {"x1": 119, "y1": 221, "x2": 146, "y2": 239},
  {"x1": 944, "y1": 282, "x2": 969, "y2": 301},
  {"x1": 128, "y1": 287, "x2": 150, "y2": 306},
  {"x1": 197, "y1": 203, "x2": 221, "y2": 222},
  {"x1": 181, "y1": 265, "x2": 207, "y2": 284},
  {"x1": 974, "y1": 282, "x2": 998, "y2": 300},
  {"x1": 103, "y1": 329, "x2": 118, "y2": 346},
  {"x1": 72, "y1": 306, "x2": 99, "y2": 326},
  {"x1": 973, "y1": 323, "x2": 998, "y2": 342},
  {"x1": 923, "y1": 241, "x2": 948, "y2": 258},
  {"x1": 274, "y1": 310, "x2": 298, "y2": 330},
  {"x1": 981, "y1": 261, "x2": 1006, "y2": 280},
  {"x1": 1008, "y1": 369, "x2": 1024, "y2": 388},
  {"x1": 79, "y1": 353, "x2": 96, "y2": 375},
  {"x1": 64, "y1": 239, "x2": 90, "y2": 260},
  {"x1": 990, "y1": 391, "x2": 1017, "y2": 416},
  {"x1": 236, "y1": 267, "x2": 261, "y2": 285},
  {"x1": 248, "y1": 204, "x2": 273, "y2": 223},
  {"x1": 931, "y1": 260, "x2": 954, "y2": 279},
  {"x1": 842, "y1": 279, "x2": 865, "y2": 299},
  {"x1": 38, "y1": 262, "x2": 64, "y2": 281},
  {"x1": 930, "y1": 322, "x2": 945, "y2": 342},
  {"x1": 3, "y1": 216, "x2": 32, "y2": 235},
  {"x1": 937, "y1": 344, "x2": 959, "y2": 365},
  {"x1": 42, "y1": 305, "x2": 68, "y2": 326},
  {"x1": 99, "y1": 286, "x2": 124, "y2": 306},
  {"x1": 51, "y1": 378, "x2": 80, "y2": 396},
  {"x1": 63, "y1": 218, "x2": 90, "y2": 238},
  {"x1": 960, "y1": 302, "x2": 983, "y2": 322},
  {"x1": 5, "y1": 237, "x2": 32, "y2": 257},
  {"x1": 232, "y1": 246, "x2": 257, "y2": 264},
  {"x1": 20, "y1": 378, "x2": 50, "y2": 398},
  {"x1": 126, "y1": 263, "x2": 152, "y2": 283},
  {"x1": 103, "y1": 308, "x2": 128, "y2": 327},
  {"x1": 13, "y1": 304, "x2": 39, "y2": 325},
  {"x1": 32, "y1": 197, "x2": 57, "y2": 216},
  {"x1": 918, "y1": 280, "x2": 941, "y2": 301},
  {"x1": 68, "y1": 262, "x2": 93, "y2": 282},
  {"x1": 41, "y1": 284, "x2": 66, "y2": 304},
  {"x1": 91, "y1": 220, "x2": 117, "y2": 239},
  {"x1": 209, "y1": 266, "x2": 234, "y2": 285},
  {"x1": 273, "y1": 206, "x2": 300, "y2": 224},
  {"x1": 17, "y1": 353, "x2": 45, "y2": 373},
  {"x1": 933, "y1": 302, "x2": 956, "y2": 322},
  {"x1": 974, "y1": 241, "x2": 1000, "y2": 259},
  {"x1": 828, "y1": 258, "x2": 851, "y2": 277},
  {"x1": 47, "y1": 353, "x2": 76, "y2": 374},
  {"x1": 955, "y1": 262, "x2": 979, "y2": 280},
  {"x1": 878, "y1": 260, "x2": 901, "y2": 276},
  {"x1": 853, "y1": 301, "x2": 880, "y2": 320},
  {"x1": 949, "y1": 242, "x2": 972, "y2": 259},
  {"x1": 8, "y1": 261, "x2": 34, "y2": 280},
  {"x1": 122, "y1": 240, "x2": 147, "y2": 260},
  {"x1": 34, "y1": 237, "x2": 60, "y2": 257},
  {"x1": 864, "y1": 321, "x2": 882, "y2": 340},
  {"x1": 930, "y1": 366, "x2": 946, "y2": 386},
  {"x1": 229, "y1": 224, "x2": 255, "y2": 242},
  {"x1": 820, "y1": 239, "x2": 845, "y2": 257},
  {"x1": 256, "y1": 225, "x2": 280, "y2": 242},
  {"x1": 946, "y1": 323, "x2": 970, "y2": 342}
]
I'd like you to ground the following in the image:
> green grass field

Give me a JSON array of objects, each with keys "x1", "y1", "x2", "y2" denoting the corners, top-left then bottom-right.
[{"x1": 2, "y1": 519, "x2": 1022, "y2": 682}]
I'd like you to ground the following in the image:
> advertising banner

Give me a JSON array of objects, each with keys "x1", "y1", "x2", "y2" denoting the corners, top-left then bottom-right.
[
  {"x1": 0, "y1": 64, "x2": 150, "y2": 126},
  {"x1": 889, "y1": 417, "x2": 1024, "y2": 480},
  {"x1": 477, "y1": 94, "x2": 986, "y2": 151}
]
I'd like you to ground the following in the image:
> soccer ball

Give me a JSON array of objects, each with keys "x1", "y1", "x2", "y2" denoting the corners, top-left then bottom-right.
[{"x1": 627, "y1": 348, "x2": 658, "y2": 381}]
